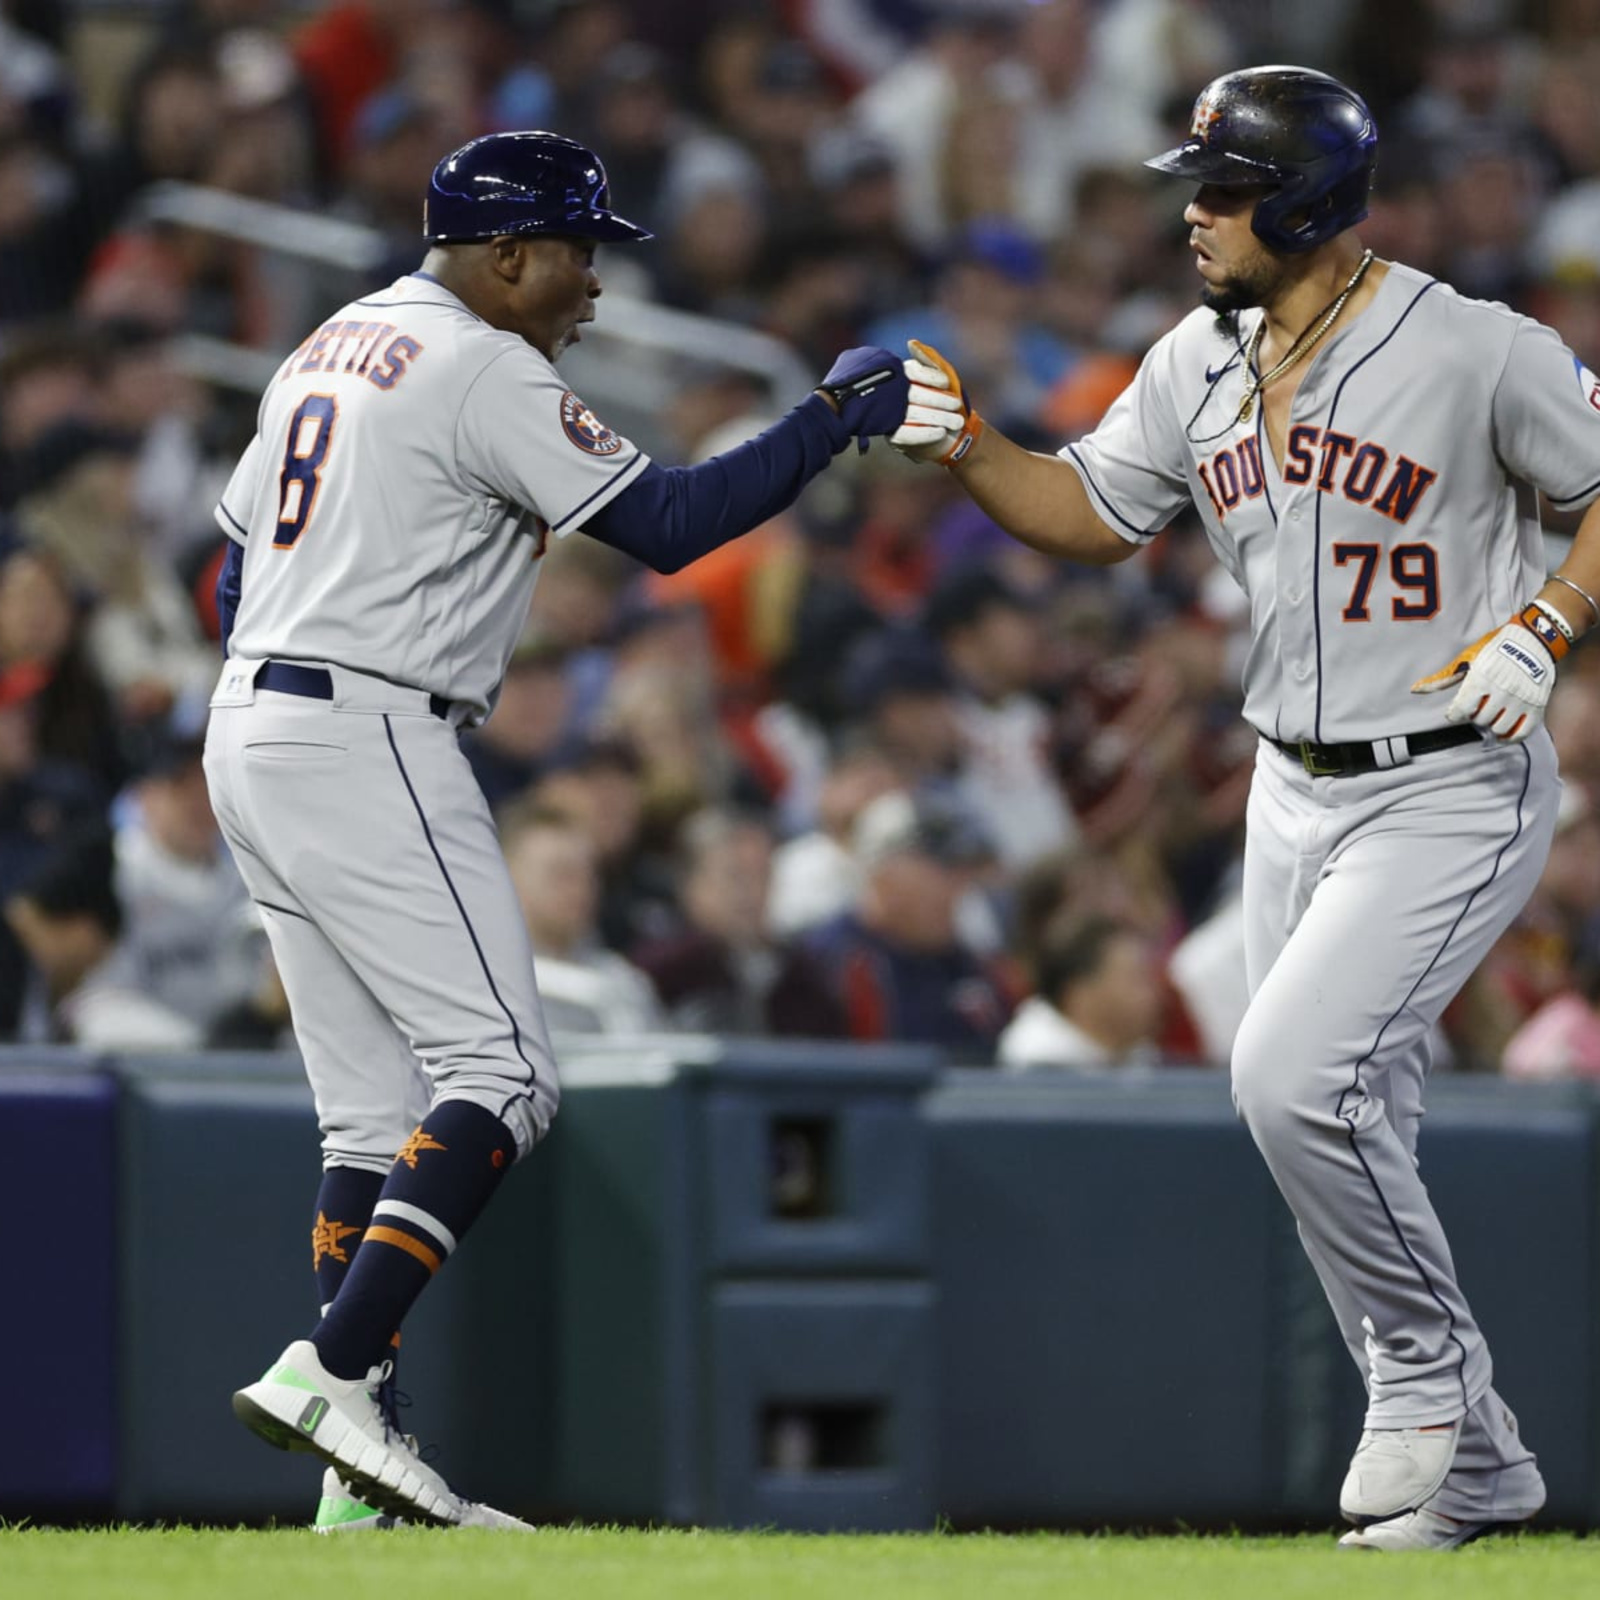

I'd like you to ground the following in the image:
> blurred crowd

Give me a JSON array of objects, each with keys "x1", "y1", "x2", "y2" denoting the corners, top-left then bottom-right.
[{"x1": 5, "y1": 0, "x2": 1600, "y2": 1078}]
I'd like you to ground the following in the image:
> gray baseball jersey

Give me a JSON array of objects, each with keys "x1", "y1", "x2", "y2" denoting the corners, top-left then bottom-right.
[
  {"x1": 1059, "y1": 262, "x2": 1588, "y2": 1514},
  {"x1": 216, "y1": 272, "x2": 648, "y2": 723},
  {"x1": 205, "y1": 270, "x2": 651, "y2": 1171},
  {"x1": 1067, "y1": 261, "x2": 1600, "y2": 741}
]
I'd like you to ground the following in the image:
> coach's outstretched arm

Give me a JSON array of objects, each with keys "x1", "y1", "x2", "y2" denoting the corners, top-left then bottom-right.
[
  {"x1": 890, "y1": 340, "x2": 1137, "y2": 567},
  {"x1": 581, "y1": 346, "x2": 910, "y2": 574}
]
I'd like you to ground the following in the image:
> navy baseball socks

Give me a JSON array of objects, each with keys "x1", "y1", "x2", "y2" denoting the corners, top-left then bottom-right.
[
  {"x1": 233, "y1": 1102, "x2": 527, "y2": 1528},
  {"x1": 310, "y1": 1100, "x2": 517, "y2": 1380},
  {"x1": 308, "y1": 1167, "x2": 400, "y2": 1533}
]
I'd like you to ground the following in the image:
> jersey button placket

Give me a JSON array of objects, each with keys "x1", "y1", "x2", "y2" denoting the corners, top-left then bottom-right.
[{"x1": 1279, "y1": 494, "x2": 1318, "y2": 719}]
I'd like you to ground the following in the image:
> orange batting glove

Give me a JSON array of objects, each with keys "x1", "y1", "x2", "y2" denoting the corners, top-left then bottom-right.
[
  {"x1": 1410, "y1": 600, "x2": 1571, "y2": 742},
  {"x1": 890, "y1": 339, "x2": 986, "y2": 465}
]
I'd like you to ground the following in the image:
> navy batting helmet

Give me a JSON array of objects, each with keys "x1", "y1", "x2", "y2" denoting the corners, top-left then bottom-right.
[
  {"x1": 1145, "y1": 66, "x2": 1377, "y2": 254},
  {"x1": 423, "y1": 131, "x2": 653, "y2": 245}
]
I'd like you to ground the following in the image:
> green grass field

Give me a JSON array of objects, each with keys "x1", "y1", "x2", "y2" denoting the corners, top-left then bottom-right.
[{"x1": 2, "y1": 1526, "x2": 1593, "y2": 1600}]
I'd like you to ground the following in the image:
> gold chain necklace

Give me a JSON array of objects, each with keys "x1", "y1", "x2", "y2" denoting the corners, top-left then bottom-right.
[{"x1": 1236, "y1": 250, "x2": 1374, "y2": 424}]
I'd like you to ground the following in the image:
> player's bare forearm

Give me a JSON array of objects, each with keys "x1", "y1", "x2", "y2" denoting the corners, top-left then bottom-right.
[
  {"x1": 947, "y1": 425, "x2": 1139, "y2": 566},
  {"x1": 1534, "y1": 496, "x2": 1600, "y2": 639}
]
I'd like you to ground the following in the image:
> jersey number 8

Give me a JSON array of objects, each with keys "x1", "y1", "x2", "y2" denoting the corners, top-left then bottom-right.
[{"x1": 275, "y1": 394, "x2": 339, "y2": 549}]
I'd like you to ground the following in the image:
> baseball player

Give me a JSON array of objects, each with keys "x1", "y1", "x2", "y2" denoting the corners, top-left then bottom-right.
[
  {"x1": 894, "y1": 66, "x2": 1600, "y2": 1550},
  {"x1": 208, "y1": 130, "x2": 916, "y2": 1528}
]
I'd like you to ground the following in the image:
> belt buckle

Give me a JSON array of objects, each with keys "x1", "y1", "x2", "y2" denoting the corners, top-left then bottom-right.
[{"x1": 1298, "y1": 740, "x2": 1341, "y2": 778}]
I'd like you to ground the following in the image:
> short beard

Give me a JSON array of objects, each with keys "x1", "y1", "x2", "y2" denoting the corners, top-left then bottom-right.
[{"x1": 1199, "y1": 252, "x2": 1284, "y2": 319}]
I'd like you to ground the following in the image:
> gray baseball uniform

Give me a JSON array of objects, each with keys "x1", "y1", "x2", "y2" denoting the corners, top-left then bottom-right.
[
  {"x1": 1064, "y1": 261, "x2": 1600, "y2": 1517},
  {"x1": 204, "y1": 272, "x2": 650, "y2": 1171}
]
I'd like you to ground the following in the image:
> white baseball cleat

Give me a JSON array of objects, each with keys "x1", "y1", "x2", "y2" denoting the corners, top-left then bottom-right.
[
  {"x1": 1340, "y1": 1421, "x2": 1461, "y2": 1525},
  {"x1": 1338, "y1": 1506, "x2": 1519, "y2": 1551},
  {"x1": 232, "y1": 1339, "x2": 464, "y2": 1525}
]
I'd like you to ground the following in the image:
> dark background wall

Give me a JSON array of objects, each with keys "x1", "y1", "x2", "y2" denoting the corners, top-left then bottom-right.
[{"x1": 6, "y1": 1045, "x2": 1596, "y2": 1529}]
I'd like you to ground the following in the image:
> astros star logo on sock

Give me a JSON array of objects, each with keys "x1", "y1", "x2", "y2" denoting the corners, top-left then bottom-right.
[
  {"x1": 311, "y1": 1212, "x2": 363, "y2": 1266},
  {"x1": 396, "y1": 1127, "x2": 448, "y2": 1169}
]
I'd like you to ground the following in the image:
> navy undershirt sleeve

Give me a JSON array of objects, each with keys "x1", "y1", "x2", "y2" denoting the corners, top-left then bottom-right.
[
  {"x1": 582, "y1": 393, "x2": 851, "y2": 573},
  {"x1": 217, "y1": 537, "x2": 244, "y2": 655}
]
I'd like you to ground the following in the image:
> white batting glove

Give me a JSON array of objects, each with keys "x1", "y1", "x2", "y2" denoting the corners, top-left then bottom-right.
[
  {"x1": 888, "y1": 340, "x2": 986, "y2": 464},
  {"x1": 1410, "y1": 603, "x2": 1569, "y2": 742},
  {"x1": 890, "y1": 356, "x2": 964, "y2": 453}
]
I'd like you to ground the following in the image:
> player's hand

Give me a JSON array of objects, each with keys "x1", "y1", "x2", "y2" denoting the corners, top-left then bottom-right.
[
  {"x1": 890, "y1": 340, "x2": 985, "y2": 465},
  {"x1": 1409, "y1": 614, "x2": 1559, "y2": 742},
  {"x1": 815, "y1": 346, "x2": 911, "y2": 452}
]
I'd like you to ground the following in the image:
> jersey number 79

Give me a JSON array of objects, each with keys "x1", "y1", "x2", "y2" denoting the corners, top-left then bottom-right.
[{"x1": 275, "y1": 394, "x2": 339, "y2": 549}]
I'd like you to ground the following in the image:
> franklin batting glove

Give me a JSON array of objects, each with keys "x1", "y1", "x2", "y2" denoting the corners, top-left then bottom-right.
[
  {"x1": 890, "y1": 339, "x2": 985, "y2": 465},
  {"x1": 1410, "y1": 600, "x2": 1572, "y2": 742}
]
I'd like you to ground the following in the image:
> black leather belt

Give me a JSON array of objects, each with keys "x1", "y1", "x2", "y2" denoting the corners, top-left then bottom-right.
[
  {"x1": 257, "y1": 660, "x2": 451, "y2": 721},
  {"x1": 1267, "y1": 725, "x2": 1482, "y2": 778}
]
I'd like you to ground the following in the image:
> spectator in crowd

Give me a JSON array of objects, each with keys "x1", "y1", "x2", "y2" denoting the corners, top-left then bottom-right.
[
  {"x1": 203, "y1": 952, "x2": 292, "y2": 1050},
  {"x1": 324, "y1": 84, "x2": 455, "y2": 294},
  {"x1": 0, "y1": 654, "x2": 103, "y2": 1035},
  {"x1": 4, "y1": 823, "x2": 201, "y2": 1047},
  {"x1": 3, "y1": 825, "x2": 123, "y2": 1042},
  {"x1": 0, "y1": 324, "x2": 98, "y2": 510},
  {"x1": 11, "y1": 421, "x2": 215, "y2": 720},
  {"x1": 596, "y1": 597, "x2": 768, "y2": 834},
  {"x1": 462, "y1": 631, "x2": 573, "y2": 813},
  {"x1": 838, "y1": 626, "x2": 967, "y2": 789},
  {"x1": 500, "y1": 798, "x2": 663, "y2": 1036},
  {"x1": 531, "y1": 734, "x2": 678, "y2": 953},
  {"x1": 1503, "y1": 951, "x2": 1600, "y2": 1081},
  {"x1": 1166, "y1": 882, "x2": 1249, "y2": 1067},
  {"x1": 0, "y1": 541, "x2": 124, "y2": 799},
  {"x1": 851, "y1": 3, "x2": 1023, "y2": 250},
  {"x1": 866, "y1": 218, "x2": 1077, "y2": 435},
  {"x1": 1454, "y1": 780, "x2": 1600, "y2": 1069},
  {"x1": 923, "y1": 562, "x2": 1077, "y2": 869},
  {"x1": 108, "y1": 703, "x2": 259, "y2": 1039},
  {"x1": 633, "y1": 804, "x2": 845, "y2": 1036},
  {"x1": 581, "y1": 41, "x2": 762, "y2": 259},
  {"x1": 805, "y1": 788, "x2": 1011, "y2": 1057},
  {"x1": 768, "y1": 734, "x2": 901, "y2": 939},
  {"x1": 998, "y1": 910, "x2": 1165, "y2": 1070}
]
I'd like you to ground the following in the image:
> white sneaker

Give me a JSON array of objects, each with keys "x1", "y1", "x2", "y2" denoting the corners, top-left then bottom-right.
[
  {"x1": 314, "y1": 1467, "x2": 401, "y2": 1534},
  {"x1": 1338, "y1": 1506, "x2": 1518, "y2": 1551},
  {"x1": 232, "y1": 1339, "x2": 463, "y2": 1525},
  {"x1": 458, "y1": 1501, "x2": 537, "y2": 1531},
  {"x1": 1340, "y1": 1422, "x2": 1462, "y2": 1524}
]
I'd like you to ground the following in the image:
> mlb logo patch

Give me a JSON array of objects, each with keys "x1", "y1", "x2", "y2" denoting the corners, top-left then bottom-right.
[{"x1": 560, "y1": 390, "x2": 623, "y2": 455}]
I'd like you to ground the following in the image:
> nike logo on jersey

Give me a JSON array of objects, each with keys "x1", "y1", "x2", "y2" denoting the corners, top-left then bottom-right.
[{"x1": 1198, "y1": 425, "x2": 1438, "y2": 525}]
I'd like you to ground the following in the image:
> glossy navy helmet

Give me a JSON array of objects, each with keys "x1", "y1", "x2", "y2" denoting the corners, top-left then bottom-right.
[
  {"x1": 423, "y1": 131, "x2": 653, "y2": 245},
  {"x1": 1145, "y1": 66, "x2": 1377, "y2": 254}
]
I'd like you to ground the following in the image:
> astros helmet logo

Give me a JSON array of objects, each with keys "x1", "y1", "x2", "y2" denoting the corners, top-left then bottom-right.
[
  {"x1": 560, "y1": 390, "x2": 623, "y2": 455},
  {"x1": 1191, "y1": 90, "x2": 1224, "y2": 142}
]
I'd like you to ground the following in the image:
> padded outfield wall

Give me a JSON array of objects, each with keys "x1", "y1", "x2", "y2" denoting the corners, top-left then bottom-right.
[{"x1": 5, "y1": 1042, "x2": 1597, "y2": 1528}]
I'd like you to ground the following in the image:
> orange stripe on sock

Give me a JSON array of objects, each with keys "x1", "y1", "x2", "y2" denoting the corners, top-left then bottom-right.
[{"x1": 363, "y1": 1225, "x2": 442, "y2": 1274}]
